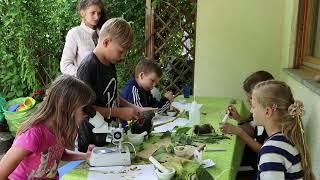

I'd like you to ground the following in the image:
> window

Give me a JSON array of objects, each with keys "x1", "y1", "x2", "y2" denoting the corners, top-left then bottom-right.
[{"x1": 295, "y1": 0, "x2": 320, "y2": 73}]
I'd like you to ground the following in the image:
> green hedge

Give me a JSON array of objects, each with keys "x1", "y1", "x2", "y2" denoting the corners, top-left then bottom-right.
[
  {"x1": 107, "y1": 0, "x2": 146, "y2": 88},
  {"x1": 0, "y1": 0, "x2": 145, "y2": 99}
]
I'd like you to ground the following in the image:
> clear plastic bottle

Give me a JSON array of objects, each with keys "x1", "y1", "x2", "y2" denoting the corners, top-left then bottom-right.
[{"x1": 189, "y1": 101, "x2": 200, "y2": 125}]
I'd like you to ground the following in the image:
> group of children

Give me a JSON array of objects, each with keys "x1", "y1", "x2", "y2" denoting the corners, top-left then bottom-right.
[
  {"x1": 220, "y1": 71, "x2": 314, "y2": 180},
  {"x1": 0, "y1": 0, "x2": 315, "y2": 179},
  {"x1": 0, "y1": 4, "x2": 173, "y2": 178}
]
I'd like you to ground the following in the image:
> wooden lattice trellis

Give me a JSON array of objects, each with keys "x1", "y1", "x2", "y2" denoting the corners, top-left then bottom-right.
[{"x1": 145, "y1": 0, "x2": 197, "y2": 95}]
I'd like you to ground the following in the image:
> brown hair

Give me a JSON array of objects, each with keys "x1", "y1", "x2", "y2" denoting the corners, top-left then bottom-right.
[
  {"x1": 135, "y1": 59, "x2": 162, "y2": 78},
  {"x1": 18, "y1": 75, "x2": 96, "y2": 149},
  {"x1": 99, "y1": 17, "x2": 133, "y2": 49},
  {"x1": 79, "y1": 0, "x2": 107, "y2": 29},
  {"x1": 253, "y1": 80, "x2": 314, "y2": 180},
  {"x1": 243, "y1": 71, "x2": 274, "y2": 93}
]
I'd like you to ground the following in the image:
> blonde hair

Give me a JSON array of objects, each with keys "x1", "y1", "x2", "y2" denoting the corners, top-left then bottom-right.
[
  {"x1": 18, "y1": 75, "x2": 96, "y2": 149},
  {"x1": 253, "y1": 80, "x2": 314, "y2": 180},
  {"x1": 99, "y1": 17, "x2": 133, "y2": 49}
]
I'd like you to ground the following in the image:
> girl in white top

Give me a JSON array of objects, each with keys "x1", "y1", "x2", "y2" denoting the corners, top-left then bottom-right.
[{"x1": 60, "y1": 0, "x2": 106, "y2": 76}]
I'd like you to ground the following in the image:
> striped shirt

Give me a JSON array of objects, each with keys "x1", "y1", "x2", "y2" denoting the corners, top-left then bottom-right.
[{"x1": 257, "y1": 133, "x2": 304, "y2": 180}]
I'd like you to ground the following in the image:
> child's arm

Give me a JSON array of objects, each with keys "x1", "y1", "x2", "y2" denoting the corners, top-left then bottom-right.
[
  {"x1": 119, "y1": 85, "x2": 159, "y2": 111},
  {"x1": 148, "y1": 91, "x2": 173, "y2": 113},
  {"x1": 60, "y1": 30, "x2": 78, "y2": 76},
  {"x1": 118, "y1": 97, "x2": 138, "y2": 108},
  {"x1": 93, "y1": 105, "x2": 139, "y2": 121},
  {"x1": 118, "y1": 97, "x2": 157, "y2": 113},
  {"x1": 93, "y1": 103, "x2": 156, "y2": 121},
  {"x1": 164, "y1": 91, "x2": 174, "y2": 102},
  {"x1": 228, "y1": 105, "x2": 247, "y2": 122},
  {"x1": 0, "y1": 146, "x2": 31, "y2": 179},
  {"x1": 237, "y1": 127, "x2": 262, "y2": 152},
  {"x1": 220, "y1": 123, "x2": 261, "y2": 152},
  {"x1": 154, "y1": 97, "x2": 171, "y2": 113},
  {"x1": 61, "y1": 145, "x2": 95, "y2": 161}
]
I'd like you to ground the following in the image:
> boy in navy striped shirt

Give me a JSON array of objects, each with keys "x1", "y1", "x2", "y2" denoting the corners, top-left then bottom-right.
[
  {"x1": 120, "y1": 59, "x2": 174, "y2": 133},
  {"x1": 251, "y1": 80, "x2": 314, "y2": 180}
]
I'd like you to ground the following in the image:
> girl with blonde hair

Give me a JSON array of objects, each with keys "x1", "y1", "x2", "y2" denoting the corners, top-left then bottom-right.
[
  {"x1": 60, "y1": 0, "x2": 107, "y2": 76},
  {"x1": 251, "y1": 80, "x2": 314, "y2": 180}
]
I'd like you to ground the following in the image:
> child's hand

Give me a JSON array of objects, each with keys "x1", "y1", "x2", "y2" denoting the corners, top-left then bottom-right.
[
  {"x1": 227, "y1": 105, "x2": 241, "y2": 121},
  {"x1": 136, "y1": 116, "x2": 145, "y2": 125},
  {"x1": 85, "y1": 144, "x2": 95, "y2": 160},
  {"x1": 135, "y1": 107, "x2": 158, "y2": 124},
  {"x1": 219, "y1": 123, "x2": 242, "y2": 135},
  {"x1": 119, "y1": 107, "x2": 140, "y2": 121},
  {"x1": 137, "y1": 107, "x2": 158, "y2": 112},
  {"x1": 164, "y1": 91, "x2": 174, "y2": 102}
]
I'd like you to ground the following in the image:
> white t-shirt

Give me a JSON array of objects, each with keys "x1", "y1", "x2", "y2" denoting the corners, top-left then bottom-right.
[{"x1": 60, "y1": 22, "x2": 98, "y2": 76}]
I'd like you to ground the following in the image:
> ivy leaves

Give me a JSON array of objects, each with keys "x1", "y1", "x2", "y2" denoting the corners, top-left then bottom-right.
[
  {"x1": 0, "y1": 0, "x2": 146, "y2": 98},
  {"x1": 0, "y1": 0, "x2": 78, "y2": 99}
]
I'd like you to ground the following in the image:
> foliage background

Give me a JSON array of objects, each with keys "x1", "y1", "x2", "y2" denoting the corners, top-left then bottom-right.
[
  {"x1": 151, "y1": 0, "x2": 196, "y2": 94},
  {"x1": 0, "y1": 0, "x2": 145, "y2": 99}
]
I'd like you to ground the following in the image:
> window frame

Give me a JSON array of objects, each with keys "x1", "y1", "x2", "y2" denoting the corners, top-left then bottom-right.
[{"x1": 295, "y1": 0, "x2": 320, "y2": 73}]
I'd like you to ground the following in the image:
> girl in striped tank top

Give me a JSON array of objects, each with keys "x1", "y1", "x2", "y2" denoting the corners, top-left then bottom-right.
[{"x1": 251, "y1": 80, "x2": 314, "y2": 180}]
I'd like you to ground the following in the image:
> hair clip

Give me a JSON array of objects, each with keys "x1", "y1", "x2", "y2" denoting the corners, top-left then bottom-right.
[
  {"x1": 288, "y1": 101, "x2": 305, "y2": 117},
  {"x1": 271, "y1": 104, "x2": 278, "y2": 111}
]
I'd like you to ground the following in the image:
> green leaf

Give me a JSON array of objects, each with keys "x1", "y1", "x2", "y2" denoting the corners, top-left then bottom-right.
[
  {"x1": 16, "y1": 90, "x2": 23, "y2": 97},
  {"x1": 6, "y1": 92, "x2": 15, "y2": 99},
  {"x1": 160, "y1": 131, "x2": 171, "y2": 139},
  {"x1": 175, "y1": 126, "x2": 191, "y2": 135}
]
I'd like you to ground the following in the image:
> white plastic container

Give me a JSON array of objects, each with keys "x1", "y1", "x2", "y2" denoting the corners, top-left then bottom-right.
[
  {"x1": 127, "y1": 131, "x2": 147, "y2": 145},
  {"x1": 189, "y1": 101, "x2": 200, "y2": 125},
  {"x1": 155, "y1": 167, "x2": 176, "y2": 180}
]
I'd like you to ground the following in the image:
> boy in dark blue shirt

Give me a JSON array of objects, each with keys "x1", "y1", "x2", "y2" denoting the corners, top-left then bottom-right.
[{"x1": 120, "y1": 60, "x2": 174, "y2": 133}]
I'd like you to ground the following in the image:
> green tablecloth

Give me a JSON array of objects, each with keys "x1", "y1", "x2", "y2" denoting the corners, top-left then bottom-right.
[
  {"x1": 62, "y1": 96, "x2": 247, "y2": 180},
  {"x1": 194, "y1": 97, "x2": 246, "y2": 180}
]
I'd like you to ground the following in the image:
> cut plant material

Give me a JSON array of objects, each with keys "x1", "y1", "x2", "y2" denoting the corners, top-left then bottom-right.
[
  {"x1": 193, "y1": 124, "x2": 214, "y2": 134},
  {"x1": 172, "y1": 127, "x2": 230, "y2": 146}
]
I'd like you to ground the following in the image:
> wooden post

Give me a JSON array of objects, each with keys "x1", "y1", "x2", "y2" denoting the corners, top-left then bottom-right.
[{"x1": 145, "y1": 0, "x2": 154, "y2": 60}]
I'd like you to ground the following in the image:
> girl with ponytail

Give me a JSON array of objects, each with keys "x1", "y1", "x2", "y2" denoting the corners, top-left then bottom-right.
[{"x1": 251, "y1": 80, "x2": 314, "y2": 180}]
